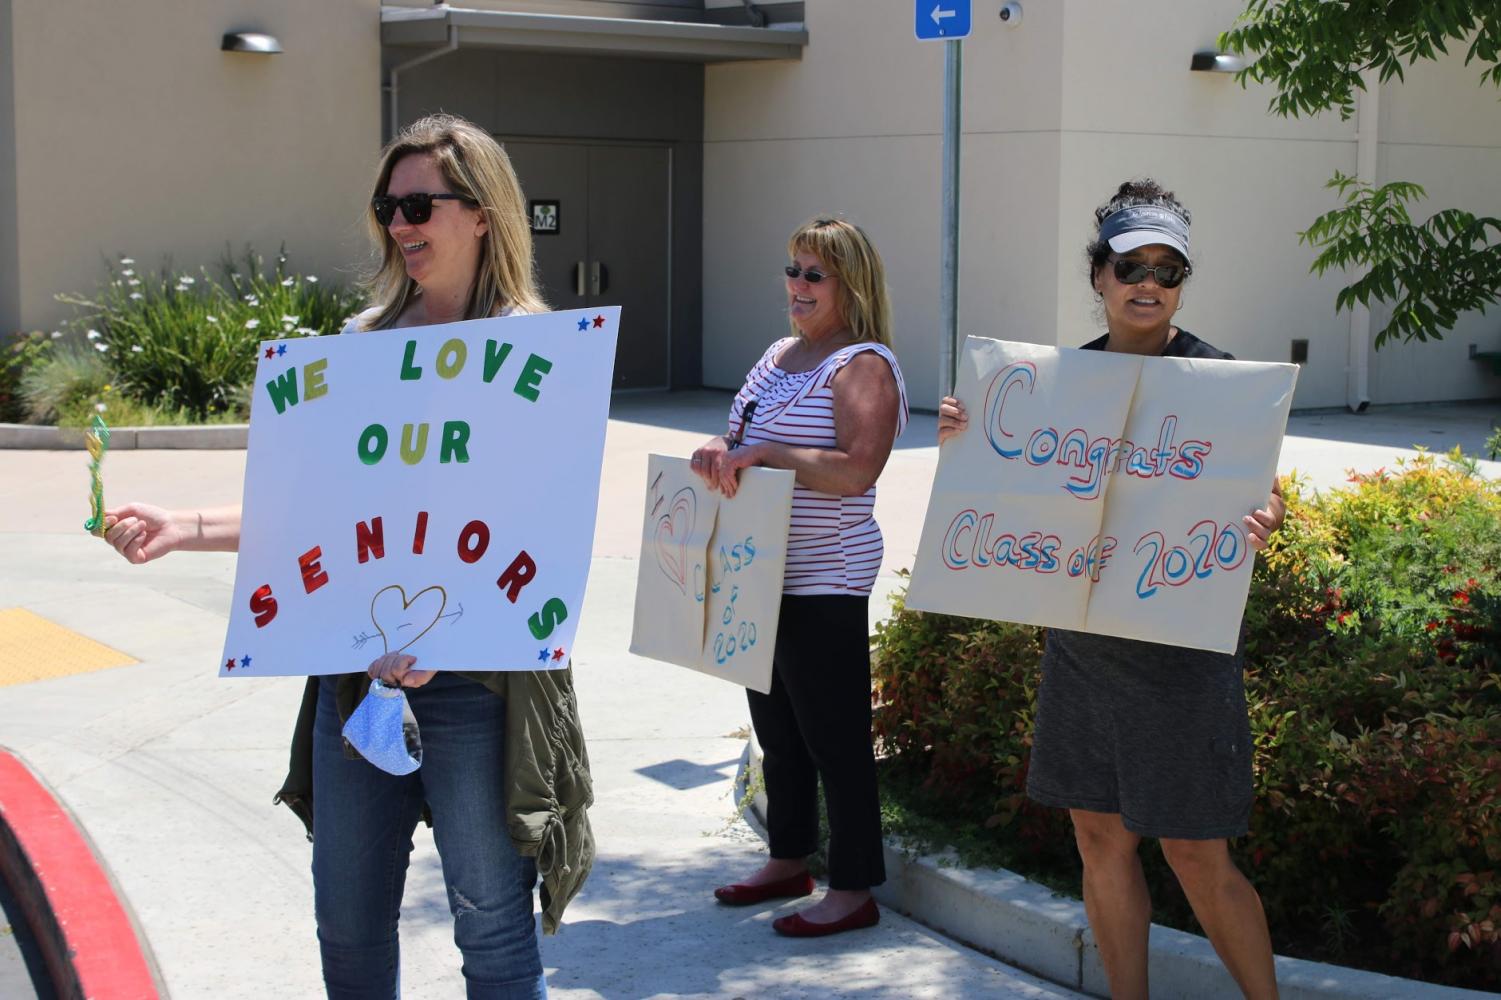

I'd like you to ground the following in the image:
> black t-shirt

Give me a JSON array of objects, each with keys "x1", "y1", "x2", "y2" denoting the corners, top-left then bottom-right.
[{"x1": 1079, "y1": 328, "x2": 1234, "y2": 361}]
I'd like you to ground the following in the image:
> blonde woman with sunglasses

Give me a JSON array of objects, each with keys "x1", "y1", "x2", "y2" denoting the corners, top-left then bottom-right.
[
  {"x1": 103, "y1": 115, "x2": 587, "y2": 999},
  {"x1": 690, "y1": 218, "x2": 908, "y2": 938}
]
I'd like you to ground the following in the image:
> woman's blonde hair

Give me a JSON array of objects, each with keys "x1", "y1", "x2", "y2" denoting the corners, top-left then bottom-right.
[
  {"x1": 360, "y1": 114, "x2": 546, "y2": 330},
  {"x1": 787, "y1": 217, "x2": 893, "y2": 347}
]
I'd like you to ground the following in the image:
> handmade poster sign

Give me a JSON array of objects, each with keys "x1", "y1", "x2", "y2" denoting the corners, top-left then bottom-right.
[
  {"x1": 629, "y1": 455, "x2": 794, "y2": 693},
  {"x1": 218, "y1": 308, "x2": 620, "y2": 677},
  {"x1": 907, "y1": 337, "x2": 1297, "y2": 652}
]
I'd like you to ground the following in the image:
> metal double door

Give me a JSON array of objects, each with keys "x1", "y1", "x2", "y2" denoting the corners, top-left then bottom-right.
[{"x1": 501, "y1": 139, "x2": 671, "y2": 391}]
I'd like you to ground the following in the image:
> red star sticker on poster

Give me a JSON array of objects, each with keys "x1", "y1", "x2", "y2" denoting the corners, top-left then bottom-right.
[
  {"x1": 592, "y1": 315, "x2": 606, "y2": 329},
  {"x1": 551, "y1": 648, "x2": 565, "y2": 662},
  {"x1": 225, "y1": 658, "x2": 237, "y2": 671},
  {"x1": 264, "y1": 346, "x2": 275, "y2": 359}
]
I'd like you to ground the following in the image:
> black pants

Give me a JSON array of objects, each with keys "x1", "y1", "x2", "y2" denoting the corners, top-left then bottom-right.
[{"x1": 748, "y1": 594, "x2": 886, "y2": 890}]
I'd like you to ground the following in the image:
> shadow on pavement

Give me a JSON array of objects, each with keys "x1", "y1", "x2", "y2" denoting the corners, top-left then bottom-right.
[
  {"x1": 635, "y1": 757, "x2": 742, "y2": 791},
  {"x1": 1286, "y1": 401, "x2": 1498, "y2": 455},
  {"x1": 0, "y1": 874, "x2": 53, "y2": 1000},
  {"x1": 540, "y1": 850, "x2": 1023, "y2": 1000}
]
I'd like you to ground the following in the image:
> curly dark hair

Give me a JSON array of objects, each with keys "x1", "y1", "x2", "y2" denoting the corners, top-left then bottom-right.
[{"x1": 1085, "y1": 178, "x2": 1192, "y2": 287}]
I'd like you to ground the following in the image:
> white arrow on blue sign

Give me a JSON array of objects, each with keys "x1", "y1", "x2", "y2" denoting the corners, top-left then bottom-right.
[{"x1": 915, "y1": 0, "x2": 972, "y2": 41}]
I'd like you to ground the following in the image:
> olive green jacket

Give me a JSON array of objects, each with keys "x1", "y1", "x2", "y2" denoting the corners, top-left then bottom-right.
[{"x1": 275, "y1": 667, "x2": 595, "y2": 935}]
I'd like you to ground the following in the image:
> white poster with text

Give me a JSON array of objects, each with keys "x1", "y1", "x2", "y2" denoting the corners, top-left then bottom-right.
[{"x1": 219, "y1": 308, "x2": 620, "y2": 676}]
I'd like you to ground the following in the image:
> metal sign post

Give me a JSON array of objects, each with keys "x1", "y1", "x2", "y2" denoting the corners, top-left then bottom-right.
[
  {"x1": 939, "y1": 40, "x2": 961, "y2": 399},
  {"x1": 916, "y1": 0, "x2": 970, "y2": 399}
]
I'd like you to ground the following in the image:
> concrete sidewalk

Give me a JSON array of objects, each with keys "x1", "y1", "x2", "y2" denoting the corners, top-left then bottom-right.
[
  {"x1": 0, "y1": 392, "x2": 1084, "y2": 999},
  {"x1": 0, "y1": 392, "x2": 1495, "y2": 998}
]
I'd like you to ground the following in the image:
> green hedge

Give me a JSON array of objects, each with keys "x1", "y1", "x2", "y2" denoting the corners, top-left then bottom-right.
[
  {"x1": 0, "y1": 330, "x2": 54, "y2": 423},
  {"x1": 872, "y1": 451, "x2": 1500, "y2": 989}
]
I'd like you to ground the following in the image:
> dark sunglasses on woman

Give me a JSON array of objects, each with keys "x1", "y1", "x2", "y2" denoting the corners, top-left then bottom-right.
[
  {"x1": 371, "y1": 191, "x2": 474, "y2": 227},
  {"x1": 1112, "y1": 257, "x2": 1189, "y2": 289},
  {"x1": 784, "y1": 264, "x2": 832, "y2": 283}
]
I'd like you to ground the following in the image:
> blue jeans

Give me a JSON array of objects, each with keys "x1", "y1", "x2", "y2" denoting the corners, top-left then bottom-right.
[{"x1": 312, "y1": 673, "x2": 546, "y2": 1000}]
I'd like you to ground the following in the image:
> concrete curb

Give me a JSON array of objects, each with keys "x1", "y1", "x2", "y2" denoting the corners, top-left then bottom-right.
[
  {"x1": 735, "y1": 735, "x2": 1494, "y2": 1000},
  {"x1": 0, "y1": 422, "x2": 248, "y2": 449},
  {"x1": 0, "y1": 748, "x2": 163, "y2": 999}
]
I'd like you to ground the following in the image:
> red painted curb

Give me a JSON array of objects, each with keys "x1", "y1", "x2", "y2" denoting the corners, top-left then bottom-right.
[{"x1": 0, "y1": 749, "x2": 160, "y2": 1000}]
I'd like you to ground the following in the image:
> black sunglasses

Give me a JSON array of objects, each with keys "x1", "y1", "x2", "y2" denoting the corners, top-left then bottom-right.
[
  {"x1": 1112, "y1": 257, "x2": 1189, "y2": 289},
  {"x1": 371, "y1": 192, "x2": 474, "y2": 227},
  {"x1": 784, "y1": 264, "x2": 833, "y2": 283}
]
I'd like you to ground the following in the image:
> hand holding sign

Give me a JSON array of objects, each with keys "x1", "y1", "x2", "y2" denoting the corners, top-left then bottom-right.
[{"x1": 629, "y1": 454, "x2": 793, "y2": 693}]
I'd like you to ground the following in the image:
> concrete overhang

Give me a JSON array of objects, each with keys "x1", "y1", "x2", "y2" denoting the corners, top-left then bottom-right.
[{"x1": 381, "y1": 5, "x2": 807, "y2": 62}]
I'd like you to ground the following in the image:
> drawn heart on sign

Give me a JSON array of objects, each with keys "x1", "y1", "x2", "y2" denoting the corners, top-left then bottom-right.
[
  {"x1": 370, "y1": 584, "x2": 448, "y2": 655},
  {"x1": 654, "y1": 488, "x2": 697, "y2": 595}
]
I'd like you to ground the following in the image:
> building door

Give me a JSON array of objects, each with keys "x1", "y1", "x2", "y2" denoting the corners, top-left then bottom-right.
[{"x1": 501, "y1": 139, "x2": 671, "y2": 390}]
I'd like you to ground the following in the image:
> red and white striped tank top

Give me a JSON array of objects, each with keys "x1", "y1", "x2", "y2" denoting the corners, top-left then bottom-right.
[{"x1": 729, "y1": 337, "x2": 909, "y2": 596}]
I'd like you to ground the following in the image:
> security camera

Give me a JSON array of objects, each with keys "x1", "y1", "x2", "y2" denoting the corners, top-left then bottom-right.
[{"x1": 998, "y1": 1, "x2": 1022, "y2": 24}]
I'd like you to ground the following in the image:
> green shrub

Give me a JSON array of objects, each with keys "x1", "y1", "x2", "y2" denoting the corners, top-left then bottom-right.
[
  {"x1": 0, "y1": 331, "x2": 56, "y2": 423},
  {"x1": 19, "y1": 343, "x2": 111, "y2": 425},
  {"x1": 59, "y1": 249, "x2": 363, "y2": 420},
  {"x1": 16, "y1": 341, "x2": 244, "y2": 428},
  {"x1": 872, "y1": 451, "x2": 1501, "y2": 989}
]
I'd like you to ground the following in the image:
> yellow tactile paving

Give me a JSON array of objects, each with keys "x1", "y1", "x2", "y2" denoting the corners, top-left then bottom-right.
[{"x1": 0, "y1": 608, "x2": 138, "y2": 688}]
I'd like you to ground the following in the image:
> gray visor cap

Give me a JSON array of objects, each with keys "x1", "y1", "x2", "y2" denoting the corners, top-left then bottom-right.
[{"x1": 1098, "y1": 205, "x2": 1191, "y2": 262}]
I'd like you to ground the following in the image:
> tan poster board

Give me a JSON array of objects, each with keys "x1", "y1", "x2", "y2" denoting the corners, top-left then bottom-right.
[
  {"x1": 629, "y1": 455, "x2": 794, "y2": 693},
  {"x1": 906, "y1": 337, "x2": 1297, "y2": 652}
]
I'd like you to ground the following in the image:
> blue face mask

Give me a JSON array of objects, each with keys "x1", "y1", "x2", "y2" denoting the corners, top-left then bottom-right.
[{"x1": 342, "y1": 679, "x2": 423, "y2": 776}]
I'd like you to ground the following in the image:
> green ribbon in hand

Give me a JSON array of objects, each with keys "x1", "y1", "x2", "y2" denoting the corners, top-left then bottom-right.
[{"x1": 83, "y1": 414, "x2": 111, "y2": 536}]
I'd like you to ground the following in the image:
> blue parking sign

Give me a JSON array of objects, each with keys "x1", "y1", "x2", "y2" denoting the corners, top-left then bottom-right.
[{"x1": 915, "y1": 0, "x2": 971, "y2": 41}]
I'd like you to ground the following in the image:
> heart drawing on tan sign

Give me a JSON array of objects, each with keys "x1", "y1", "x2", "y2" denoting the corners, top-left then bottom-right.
[
  {"x1": 369, "y1": 584, "x2": 448, "y2": 655},
  {"x1": 654, "y1": 487, "x2": 697, "y2": 595}
]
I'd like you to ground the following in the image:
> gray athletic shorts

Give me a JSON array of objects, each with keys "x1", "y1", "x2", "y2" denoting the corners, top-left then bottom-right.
[{"x1": 1025, "y1": 628, "x2": 1253, "y2": 840}]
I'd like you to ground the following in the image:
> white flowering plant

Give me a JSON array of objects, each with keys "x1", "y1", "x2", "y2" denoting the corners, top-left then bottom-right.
[
  {"x1": 13, "y1": 342, "x2": 237, "y2": 428},
  {"x1": 56, "y1": 247, "x2": 362, "y2": 419}
]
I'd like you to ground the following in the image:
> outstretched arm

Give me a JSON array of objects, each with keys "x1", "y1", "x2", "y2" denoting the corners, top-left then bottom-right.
[{"x1": 102, "y1": 503, "x2": 242, "y2": 563}]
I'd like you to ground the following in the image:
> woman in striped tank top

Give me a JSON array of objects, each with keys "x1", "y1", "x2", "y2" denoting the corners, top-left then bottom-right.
[{"x1": 690, "y1": 218, "x2": 908, "y2": 937}]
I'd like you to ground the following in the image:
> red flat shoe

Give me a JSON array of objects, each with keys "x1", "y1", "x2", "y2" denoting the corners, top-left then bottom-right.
[
  {"x1": 772, "y1": 897, "x2": 880, "y2": 937},
  {"x1": 713, "y1": 871, "x2": 815, "y2": 906}
]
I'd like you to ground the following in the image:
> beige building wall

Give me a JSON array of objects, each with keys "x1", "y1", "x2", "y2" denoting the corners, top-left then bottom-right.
[
  {"x1": 704, "y1": 0, "x2": 1501, "y2": 410},
  {"x1": 0, "y1": 1, "x2": 19, "y2": 333},
  {"x1": 4, "y1": 0, "x2": 381, "y2": 335},
  {"x1": 1052, "y1": 0, "x2": 1356, "y2": 410},
  {"x1": 1368, "y1": 50, "x2": 1501, "y2": 405},
  {"x1": 703, "y1": 0, "x2": 1066, "y2": 405}
]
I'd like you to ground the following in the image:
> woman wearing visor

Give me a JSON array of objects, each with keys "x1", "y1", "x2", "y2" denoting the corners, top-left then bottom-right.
[{"x1": 938, "y1": 179, "x2": 1285, "y2": 1000}]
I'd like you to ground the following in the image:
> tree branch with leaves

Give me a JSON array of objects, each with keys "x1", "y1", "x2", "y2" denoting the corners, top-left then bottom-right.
[{"x1": 1220, "y1": 0, "x2": 1501, "y2": 345}]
